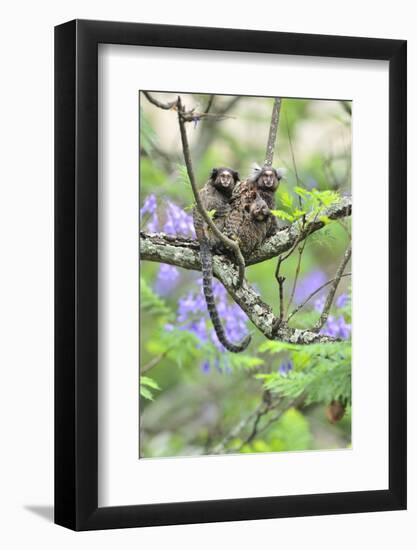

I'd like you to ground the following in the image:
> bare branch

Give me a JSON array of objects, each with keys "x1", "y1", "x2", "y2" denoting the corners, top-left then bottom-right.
[
  {"x1": 176, "y1": 96, "x2": 246, "y2": 286},
  {"x1": 209, "y1": 403, "x2": 263, "y2": 454},
  {"x1": 209, "y1": 395, "x2": 303, "y2": 455},
  {"x1": 287, "y1": 272, "x2": 351, "y2": 322},
  {"x1": 143, "y1": 91, "x2": 177, "y2": 110},
  {"x1": 340, "y1": 100, "x2": 352, "y2": 116},
  {"x1": 314, "y1": 245, "x2": 352, "y2": 331},
  {"x1": 140, "y1": 350, "x2": 170, "y2": 374},
  {"x1": 143, "y1": 90, "x2": 234, "y2": 123},
  {"x1": 264, "y1": 98, "x2": 282, "y2": 166}
]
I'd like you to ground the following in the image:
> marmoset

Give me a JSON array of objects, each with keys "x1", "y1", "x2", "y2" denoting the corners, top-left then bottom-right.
[
  {"x1": 247, "y1": 164, "x2": 285, "y2": 236},
  {"x1": 224, "y1": 181, "x2": 272, "y2": 258},
  {"x1": 193, "y1": 167, "x2": 251, "y2": 353}
]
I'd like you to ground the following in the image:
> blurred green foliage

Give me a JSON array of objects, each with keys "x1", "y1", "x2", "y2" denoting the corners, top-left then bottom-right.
[{"x1": 139, "y1": 92, "x2": 352, "y2": 458}]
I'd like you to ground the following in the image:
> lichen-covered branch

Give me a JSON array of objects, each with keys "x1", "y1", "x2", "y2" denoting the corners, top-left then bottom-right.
[
  {"x1": 141, "y1": 196, "x2": 351, "y2": 268},
  {"x1": 140, "y1": 196, "x2": 351, "y2": 343},
  {"x1": 264, "y1": 98, "x2": 281, "y2": 166}
]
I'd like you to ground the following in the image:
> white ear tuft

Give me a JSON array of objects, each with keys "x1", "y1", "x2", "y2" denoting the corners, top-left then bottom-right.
[
  {"x1": 275, "y1": 167, "x2": 286, "y2": 180},
  {"x1": 249, "y1": 162, "x2": 262, "y2": 181}
]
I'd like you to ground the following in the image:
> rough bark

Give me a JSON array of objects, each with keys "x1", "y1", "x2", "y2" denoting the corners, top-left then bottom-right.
[{"x1": 140, "y1": 196, "x2": 351, "y2": 343}]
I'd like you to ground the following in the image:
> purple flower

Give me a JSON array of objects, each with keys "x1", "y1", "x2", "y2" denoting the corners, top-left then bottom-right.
[
  {"x1": 314, "y1": 295, "x2": 326, "y2": 313},
  {"x1": 187, "y1": 318, "x2": 208, "y2": 342},
  {"x1": 140, "y1": 194, "x2": 157, "y2": 217},
  {"x1": 174, "y1": 278, "x2": 249, "y2": 366},
  {"x1": 336, "y1": 293, "x2": 349, "y2": 308},
  {"x1": 294, "y1": 270, "x2": 327, "y2": 305},
  {"x1": 154, "y1": 264, "x2": 180, "y2": 296},
  {"x1": 177, "y1": 290, "x2": 206, "y2": 322},
  {"x1": 321, "y1": 315, "x2": 351, "y2": 340},
  {"x1": 147, "y1": 213, "x2": 159, "y2": 233},
  {"x1": 140, "y1": 194, "x2": 159, "y2": 232},
  {"x1": 306, "y1": 178, "x2": 318, "y2": 190},
  {"x1": 278, "y1": 360, "x2": 293, "y2": 377},
  {"x1": 200, "y1": 360, "x2": 210, "y2": 374},
  {"x1": 163, "y1": 201, "x2": 195, "y2": 238}
]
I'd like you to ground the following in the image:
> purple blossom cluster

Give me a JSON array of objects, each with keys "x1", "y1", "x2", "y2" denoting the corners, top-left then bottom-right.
[
  {"x1": 140, "y1": 194, "x2": 159, "y2": 232},
  {"x1": 312, "y1": 291, "x2": 351, "y2": 340},
  {"x1": 141, "y1": 196, "x2": 196, "y2": 297},
  {"x1": 163, "y1": 201, "x2": 195, "y2": 238},
  {"x1": 321, "y1": 314, "x2": 351, "y2": 340},
  {"x1": 172, "y1": 278, "x2": 249, "y2": 372},
  {"x1": 154, "y1": 263, "x2": 180, "y2": 296},
  {"x1": 336, "y1": 293, "x2": 349, "y2": 308},
  {"x1": 140, "y1": 195, "x2": 195, "y2": 239},
  {"x1": 278, "y1": 360, "x2": 293, "y2": 377},
  {"x1": 295, "y1": 270, "x2": 327, "y2": 305}
]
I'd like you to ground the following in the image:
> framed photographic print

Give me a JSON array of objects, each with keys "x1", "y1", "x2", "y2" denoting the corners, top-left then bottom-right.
[{"x1": 55, "y1": 19, "x2": 407, "y2": 530}]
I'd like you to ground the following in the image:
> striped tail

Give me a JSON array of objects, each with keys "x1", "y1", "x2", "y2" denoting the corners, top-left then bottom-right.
[{"x1": 200, "y1": 239, "x2": 251, "y2": 353}]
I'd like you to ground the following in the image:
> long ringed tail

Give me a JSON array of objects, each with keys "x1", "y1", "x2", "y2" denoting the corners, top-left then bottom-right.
[{"x1": 200, "y1": 239, "x2": 251, "y2": 353}]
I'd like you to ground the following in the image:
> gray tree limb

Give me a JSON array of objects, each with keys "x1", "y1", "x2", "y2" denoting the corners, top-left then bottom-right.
[{"x1": 140, "y1": 196, "x2": 351, "y2": 343}]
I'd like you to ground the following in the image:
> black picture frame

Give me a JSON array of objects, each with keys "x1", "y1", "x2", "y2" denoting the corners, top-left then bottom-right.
[{"x1": 55, "y1": 19, "x2": 407, "y2": 531}]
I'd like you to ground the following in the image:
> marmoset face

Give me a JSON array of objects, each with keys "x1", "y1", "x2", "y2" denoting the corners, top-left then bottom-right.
[
  {"x1": 217, "y1": 169, "x2": 235, "y2": 189},
  {"x1": 258, "y1": 169, "x2": 279, "y2": 191}
]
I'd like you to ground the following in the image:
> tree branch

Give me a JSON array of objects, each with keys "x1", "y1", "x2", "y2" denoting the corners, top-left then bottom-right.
[
  {"x1": 176, "y1": 96, "x2": 246, "y2": 286},
  {"x1": 140, "y1": 197, "x2": 351, "y2": 343},
  {"x1": 287, "y1": 272, "x2": 352, "y2": 322},
  {"x1": 314, "y1": 244, "x2": 352, "y2": 331},
  {"x1": 264, "y1": 98, "x2": 281, "y2": 166}
]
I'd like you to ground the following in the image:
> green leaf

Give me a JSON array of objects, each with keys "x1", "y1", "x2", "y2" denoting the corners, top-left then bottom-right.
[
  {"x1": 228, "y1": 355, "x2": 265, "y2": 370},
  {"x1": 175, "y1": 164, "x2": 191, "y2": 187},
  {"x1": 256, "y1": 339, "x2": 351, "y2": 407},
  {"x1": 277, "y1": 190, "x2": 294, "y2": 210},
  {"x1": 294, "y1": 186, "x2": 311, "y2": 198},
  {"x1": 140, "y1": 386, "x2": 154, "y2": 401},
  {"x1": 293, "y1": 209, "x2": 306, "y2": 219},
  {"x1": 140, "y1": 277, "x2": 171, "y2": 318},
  {"x1": 271, "y1": 209, "x2": 294, "y2": 222},
  {"x1": 319, "y1": 215, "x2": 332, "y2": 225},
  {"x1": 258, "y1": 341, "x2": 301, "y2": 354},
  {"x1": 140, "y1": 376, "x2": 161, "y2": 390},
  {"x1": 207, "y1": 209, "x2": 216, "y2": 219}
]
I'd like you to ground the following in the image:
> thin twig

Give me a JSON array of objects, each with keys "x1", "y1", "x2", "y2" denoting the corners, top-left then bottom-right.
[
  {"x1": 143, "y1": 91, "x2": 177, "y2": 110},
  {"x1": 340, "y1": 100, "x2": 352, "y2": 116},
  {"x1": 227, "y1": 396, "x2": 304, "y2": 454},
  {"x1": 285, "y1": 109, "x2": 306, "y2": 224},
  {"x1": 287, "y1": 272, "x2": 351, "y2": 322},
  {"x1": 176, "y1": 96, "x2": 246, "y2": 286},
  {"x1": 264, "y1": 98, "x2": 282, "y2": 166},
  {"x1": 140, "y1": 350, "x2": 170, "y2": 374},
  {"x1": 277, "y1": 276, "x2": 285, "y2": 323},
  {"x1": 203, "y1": 94, "x2": 215, "y2": 114},
  {"x1": 314, "y1": 245, "x2": 352, "y2": 331},
  {"x1": 209, "y1": 404, "x2": 264, "y2": 454},
  {"x1": 286, "y1": 237, "x2": 308, "y2": 314},
  {"x1": 271, "y1": 262, "x2": 286, "y2": 334},
  {"x1": 143, "y1": 91, "x2": 234, "y2": 123}
]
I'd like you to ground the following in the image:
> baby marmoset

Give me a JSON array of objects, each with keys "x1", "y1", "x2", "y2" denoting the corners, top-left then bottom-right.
[
  {"x1": 246, "y1": 164, "x2": 285, "y2": 236},
  {"x1": 223, "y1": 180, "x2": 272, "y2": 258},
  {"x1": 193, "y1": 167, "x2": 251, "y2": 353}
]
